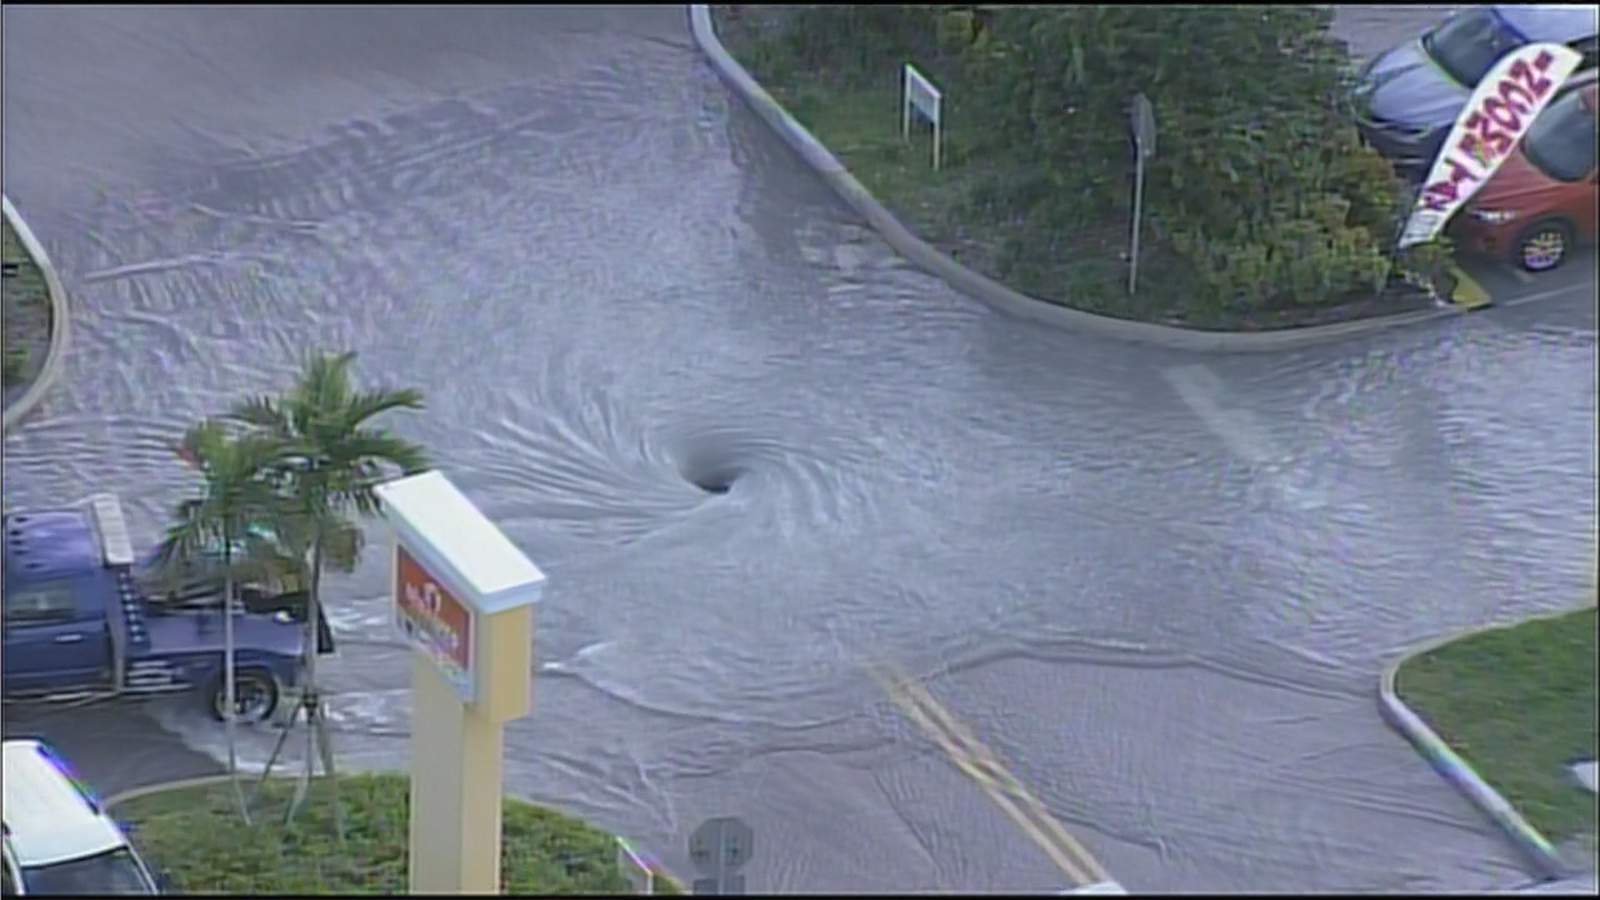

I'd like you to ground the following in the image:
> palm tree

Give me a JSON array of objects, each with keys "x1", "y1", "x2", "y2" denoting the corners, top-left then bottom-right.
[
  {"x1": 155, "y1": 420, "x2": 293, "y2": 824},
  {"x1": 230, "y1": 350, "x2": 428, "y2": 822}
]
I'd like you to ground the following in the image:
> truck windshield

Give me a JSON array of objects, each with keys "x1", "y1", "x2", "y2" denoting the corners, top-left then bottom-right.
[
  {"x1": 1422, "y1": 8, "x2": 1525, "y2": 87},
  {"x1": 1523, "y1": 89, "x2": 1599, "y2": 182},
  {"x1": 21, "y1": 848, "x2": 154, "y2": 895}
]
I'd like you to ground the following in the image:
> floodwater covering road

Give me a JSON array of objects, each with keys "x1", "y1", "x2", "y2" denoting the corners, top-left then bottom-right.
[{"x1": 3, "y1": 4, "x2": 1595, "y2": 893}]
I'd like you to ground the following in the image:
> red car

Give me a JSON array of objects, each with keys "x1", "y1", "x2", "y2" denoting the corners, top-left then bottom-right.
[{"x1": 1451, "y1": 69, "x2": 1599, "y2": 272}]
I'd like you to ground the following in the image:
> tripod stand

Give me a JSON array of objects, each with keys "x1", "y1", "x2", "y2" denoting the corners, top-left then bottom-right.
[{"x1": 252, "y1": 685, "x2": 346, "y2": 838}]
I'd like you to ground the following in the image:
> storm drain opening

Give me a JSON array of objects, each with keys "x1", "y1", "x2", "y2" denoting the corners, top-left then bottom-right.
[
  {"x1": 696, "y1": 477, "x2": 732, "y2": 495},
  {"x1": 685, "y1": 463, "x2": 739, "y2": 495},
  {"x1": 677, "y1": 447, "x2": 745, "y2": 497}
]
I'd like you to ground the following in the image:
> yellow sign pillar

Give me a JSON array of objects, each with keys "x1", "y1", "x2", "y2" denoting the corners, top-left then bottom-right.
[{"x1": 375, "y1": 471, "x2": 545, "y2": 896}]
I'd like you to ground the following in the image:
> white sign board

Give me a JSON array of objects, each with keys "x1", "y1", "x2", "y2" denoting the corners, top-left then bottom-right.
[
  {"x1": 1573, "y1": 761, "x2": 1598, "y2": 794},
  {"x1": 1130, "y1": 93, "x2": 1156, "y2": 161},
  {"x1": 1397, "y1": 43, "x2": 1582, "y2": 249},
  {"x1": 902, "y1": 63, "x2": 944, "y2": 171},
  {"x1": 1061, "y1": 881, "x2": 1128, "y2": 895},
  {"x1": 374, "y1": 470, "x2": 545, "y2": 706}
]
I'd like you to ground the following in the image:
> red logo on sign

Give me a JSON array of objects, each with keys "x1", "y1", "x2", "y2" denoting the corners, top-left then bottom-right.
[{"x1": 395, "y1": 545, "x2": 472, "y2": 677}]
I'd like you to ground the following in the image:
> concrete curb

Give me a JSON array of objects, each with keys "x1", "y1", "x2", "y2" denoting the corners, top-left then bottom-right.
[
  {"x1": 2, "y1": 194, "x2": 71, "y2": 435},
  {"x1": 1378, "y1": 606, "x2": 1598, "y2": 882},
  {"x1": 104, "y1": 772, "x2": 263, "y2": 811},
  {"x1": 687, "y1": 5, "x2": 1473, "y2": 354}
]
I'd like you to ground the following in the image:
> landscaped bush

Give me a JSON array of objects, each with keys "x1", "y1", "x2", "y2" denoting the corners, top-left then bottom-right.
[
  {"x1": 115, "y1": 773, "x2": 682, "y2": 895},
  {"x1": 2, "y1": 217, "x2": 49, "y2": 390},
  {"x1": 724, "y1": 4, "x2": 1440, "y2": 322}
]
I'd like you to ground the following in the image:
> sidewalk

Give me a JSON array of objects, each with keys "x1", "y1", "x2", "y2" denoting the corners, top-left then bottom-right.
[{"x1": 0, "y1": 698, "x2": 222, "y2": 797}]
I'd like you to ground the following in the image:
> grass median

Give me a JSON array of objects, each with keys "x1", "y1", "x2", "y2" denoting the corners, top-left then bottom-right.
[
  {"x1": 113, "y1": 773, "x2": 682, "y2": 895},
  {"x1": 713, "y1": 8, "x2": 1189, "y2": 326},
  {"x1": 1396, "y1": 605, "x2": 1598, "y2": 848},
  {"x1": 1, "y1": 216, "x2": 52, "y2": 394},
  {"x1": 710, "y1": 5, "x2": 1439, "y2": 331}
]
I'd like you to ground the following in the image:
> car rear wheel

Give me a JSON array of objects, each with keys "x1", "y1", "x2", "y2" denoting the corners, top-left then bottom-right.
[
  {"x1": 1514, "y1": 220, "x2": 1574, "y2": 273},
  {"x1": 208, "y1": 668, "x2": 279, "y2": 724}
]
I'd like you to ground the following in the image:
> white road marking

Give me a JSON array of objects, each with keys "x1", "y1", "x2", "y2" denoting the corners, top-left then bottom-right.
[
  {"x1": 1498, "y1": 279, "x2": 1597, "y2": 309},
  {"x1": 1162, "y1": 364, "x2": 1329, "y2": 510},
  {"x1": 1161, "y1": 365, "x2": 1276, "y2": 466}
]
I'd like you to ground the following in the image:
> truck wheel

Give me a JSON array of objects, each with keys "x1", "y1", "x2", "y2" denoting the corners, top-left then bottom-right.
[{"x1": 208, "y1": 669, "x2": 279, "y2": 725}]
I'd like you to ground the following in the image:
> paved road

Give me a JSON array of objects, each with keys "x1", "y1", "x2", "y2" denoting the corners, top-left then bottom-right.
[
  {"x1": 3, "y1": 4, "x2": 1594, "y2": 894},
  {"x1": 1, "y1": 699, "x2": 221, "y2": 798},
  {"x1": 1515, "y1": 873, "x2": 1599, "y2": 894}
]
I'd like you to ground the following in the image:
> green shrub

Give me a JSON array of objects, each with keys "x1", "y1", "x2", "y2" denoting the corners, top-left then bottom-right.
[
  {"x1": 2, "y1": 347, "x2": 27, "y2": 387},
  {"x1": 732, "y1": 4, "x2": 1417, "y2": 317},
  {"x1": 772, "y1": 5, "x2": 939, "y2": 87},
  {"x1": 115, "y1": 774, "x2": 650, "y2": 895}
]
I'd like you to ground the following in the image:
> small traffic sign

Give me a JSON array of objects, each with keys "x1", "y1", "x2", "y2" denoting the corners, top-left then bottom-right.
[
  {"x1": 689, "y1": 817, "x2": 753, "y2": 894},
  {"x1": 689, "y1": 817, "x2": 753, "y2": 873},
  {"x1": 1130, "y1": 92, "x2": 1156, "y2": 160}
]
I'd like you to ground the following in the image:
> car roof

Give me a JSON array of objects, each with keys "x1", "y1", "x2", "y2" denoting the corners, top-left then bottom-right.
[
  {"x1": 1495, "y1": 5, "x2": 1599, "y2": 44},
  {"x1": 0, "y1": 740, "x2": 125, "y2": 868},
  {"x1": 2, "y1": 510, "x2": 101, "y2": 582}
]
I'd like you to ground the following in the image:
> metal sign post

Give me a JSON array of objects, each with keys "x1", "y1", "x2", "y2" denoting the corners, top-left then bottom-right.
[
  {"x1": 902, "y1": 63, "x2": 943, "y2": 171},
  {"x1": 617, "y1": 838, "x2": 658, "y2": 895},
  {"x1": 1127, "y1": 93, "x2": 1157, "y2": 295},
  {"x1": 689, "y1": 816, "x2": 753, "y2": 895}
]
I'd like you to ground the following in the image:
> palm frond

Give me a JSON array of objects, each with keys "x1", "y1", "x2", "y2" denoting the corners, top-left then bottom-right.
[
  {"x1": 158, "y1": 416, "x2": 305, "y2": 592},
  {"x1": 177, "y1": 420, "x2": 227, "y2": 472},
  {"x1": 236, "y1": 531, "x2": 309, "y2": 589},
  {"x1": 293, "y1": 351, "x2": 358, "y2": 425},
  {"x1": 192, "y1": 349, "x2": 427, "y2": 613},
  {"x1": 228, "y1": 394, "x2": 289, "y2": 432},
  {"x1": 340, "y1": 387, "x2": 425, "y2": 433},
  {"x1": 153, "y1": 502, "x2": 222, "y2": 582},
  {"x1": 326, "y1": 430, "x2": 430, "y2": 477}
]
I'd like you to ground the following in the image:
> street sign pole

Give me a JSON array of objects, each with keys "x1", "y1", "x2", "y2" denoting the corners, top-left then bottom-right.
[
  {"x1": 1127, "y1": 93, "x2": 1157, "y2": 296},
  {"x1": 1129, "y1": 149, "x2": 1146, "y2": 296}
]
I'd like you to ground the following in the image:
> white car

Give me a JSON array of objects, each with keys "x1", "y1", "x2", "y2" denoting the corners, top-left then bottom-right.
[{"x1": 1, "y1": 739, "x2": 163, "y2": 895}]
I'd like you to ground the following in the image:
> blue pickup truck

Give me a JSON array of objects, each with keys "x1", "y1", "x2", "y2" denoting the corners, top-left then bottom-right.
[{"x1": 3, "y1": 494, "x2": 321, "y2": 724}]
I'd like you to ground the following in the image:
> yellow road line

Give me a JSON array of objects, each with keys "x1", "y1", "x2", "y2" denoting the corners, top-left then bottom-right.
[
  {"x1": 872, "y1": 664, "x2": 1113, "y2": 886},
  {"x1": 886, "y1": 680, "x2": 1094, "y2": 885},
  {"x1": 893, "y1": 675, "x2": 1113, "y2": 884},
  {"x1": 894, "y1": 676, "x2": 1112, "y2": 884}
]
